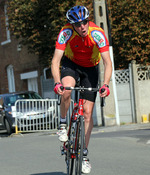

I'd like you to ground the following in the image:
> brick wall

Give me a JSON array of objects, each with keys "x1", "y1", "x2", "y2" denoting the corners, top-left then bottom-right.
[
  {"x1": 0, "y1": 36, "x2": 42, "y2": 95},
  {"x1": 0, "y1": 1, "x2": 43, "y2": 96}
]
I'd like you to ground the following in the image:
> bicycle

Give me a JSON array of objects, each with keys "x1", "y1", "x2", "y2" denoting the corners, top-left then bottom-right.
[{"x1": 59, "y1": 79, "x2": 105, "y2": 175}]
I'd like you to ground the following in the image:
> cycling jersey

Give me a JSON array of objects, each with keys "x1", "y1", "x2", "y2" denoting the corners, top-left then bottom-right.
[{"x1": 56, "y1": 21, "x2": 109, "y2": 67}]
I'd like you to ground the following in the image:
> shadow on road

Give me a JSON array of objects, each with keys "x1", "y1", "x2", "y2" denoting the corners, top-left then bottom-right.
[{"x1": 31, "y1": 172, "x2": 66, "y2": 175}]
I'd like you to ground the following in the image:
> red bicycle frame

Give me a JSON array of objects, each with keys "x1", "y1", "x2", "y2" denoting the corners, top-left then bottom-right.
[{"x1": 63, "y1": 98, "x2": 84, "y2": 158}]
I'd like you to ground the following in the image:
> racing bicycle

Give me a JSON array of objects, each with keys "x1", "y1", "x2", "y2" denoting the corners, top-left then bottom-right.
[{"x1": 59, "y1": 75, "x2": 105, "y2": 175}]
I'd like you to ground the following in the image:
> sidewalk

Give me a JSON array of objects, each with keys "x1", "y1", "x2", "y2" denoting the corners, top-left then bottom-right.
[
  {"x1": 92, "y1": 122, "x2": 150, "y2": 134},
  {"x1": 6, "y1": 122, "x2": 150, "y2": 138}
]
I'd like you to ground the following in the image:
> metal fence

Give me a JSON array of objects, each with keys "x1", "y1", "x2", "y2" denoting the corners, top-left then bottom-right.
[{"x1": 13, "y1": 99, "x2": 74, "y2": 134}]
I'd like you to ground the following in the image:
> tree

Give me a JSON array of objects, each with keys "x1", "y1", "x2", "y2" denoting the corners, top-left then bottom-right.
[
  {"x1": 7, "y1": 0, "x2": 75, "y2": 66},
  {"x1": 7, "y1": 0, "x2": 93, "y2": 67},
  {"x1": 7, "y1": 0, "x2": 149, "y2": 70},
  {"x1": 108, "y1": 0, "x2": 150, "y2": 69}
]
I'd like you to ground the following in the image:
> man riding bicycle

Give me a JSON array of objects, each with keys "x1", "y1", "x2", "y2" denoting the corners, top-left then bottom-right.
[{"x1": 51, "y1": 5, "x2": 112, "y2": 174}]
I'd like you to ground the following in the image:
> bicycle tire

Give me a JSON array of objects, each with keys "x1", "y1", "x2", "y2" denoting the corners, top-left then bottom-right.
[
  {"x1": 66, "y1": 145, "x2": 74, "y2": 175},
  {"x1": 75, "y1": 116, "x2": 84, "y2": 175},
  {"x1": 66, "y1": 121, "x2": 75, "y2": 175}
]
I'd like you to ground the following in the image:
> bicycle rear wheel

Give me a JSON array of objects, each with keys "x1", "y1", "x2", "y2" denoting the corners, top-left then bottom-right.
[{"x1": 75, "y1": 116, "x2": 85, "y2": 175}]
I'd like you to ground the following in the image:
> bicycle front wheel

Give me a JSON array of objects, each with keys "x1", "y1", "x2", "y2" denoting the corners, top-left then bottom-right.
[
  {"x1": 66, "y1": 145, "x2": 74, "y2": 175},
  {"x1": 66, "y1": 121, "x2": 75, "y2": 175},
  {"x1": 75, "y1": 116, "x2": 85, "y2": 175}
]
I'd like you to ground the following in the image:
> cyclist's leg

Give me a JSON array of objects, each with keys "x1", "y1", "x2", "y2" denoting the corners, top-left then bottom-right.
[
  {"x1": 80, "y1": 65, "x2": 98, "y2": 148},
  {"x1": 60, "y1": 57, "x2": 77, "y2": 119},
  {"x1": 61, "y1": 76, "x2": 75, "y2": 118},
  {"x1": 58, "y1": 57, "x2": 77, "y2": 142},
  {"x1": 83, "y1": 100, "x2": 95, "y2": 148},
  {"x1": 79, "y1": 65, "x2": 98, "y2": 173},
  {"x1": 79, "y1": 100, "x2": 93, "y2": 174},
  {"x1": 57, "y1": 76, "x2": 75, "y2": 142}
]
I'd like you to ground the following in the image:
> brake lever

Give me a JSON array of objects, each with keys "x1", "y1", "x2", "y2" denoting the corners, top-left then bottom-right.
[
  {"x1": 100, "y1": 88, "x2": 105, "y2": 107},
  {"x1": 57, "y1": 86, "x2": 64, "y2": 105},
  {"x1": 57, "y1": 95, "x2": 61, "y2": 105}
]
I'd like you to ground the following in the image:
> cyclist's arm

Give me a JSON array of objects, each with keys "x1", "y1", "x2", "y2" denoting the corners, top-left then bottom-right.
[
  {"x1": 51, "y1": 49, "x2": 64, "y2": 84},
  {"x1": 101, "y1": 51, "x2": 112, "y2": 96}
]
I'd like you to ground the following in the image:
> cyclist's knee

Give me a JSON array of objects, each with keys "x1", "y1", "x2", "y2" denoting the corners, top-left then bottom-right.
[
  {"x1": 62, "y1": 90, "x2": 71, "y2": 102},
  {"x1": 84, "y1": 110, "x2": 93, "y2": 122}
]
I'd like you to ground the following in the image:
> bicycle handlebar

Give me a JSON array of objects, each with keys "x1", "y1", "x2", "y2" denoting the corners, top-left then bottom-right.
[
  {"x1": 65, "y1": 86, "x2": 105, "y2": 107},
  {"x1": 58, "y1": 86, "x2": 105, "y2": 107},
  {"x1": 64, "y1": 86, "x2": 99, "y2": 92}
]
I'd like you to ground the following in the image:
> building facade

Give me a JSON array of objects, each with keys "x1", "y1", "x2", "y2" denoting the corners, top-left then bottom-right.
[{"x1": 0, "y1": 0, "x2": 42, "y2": 95}]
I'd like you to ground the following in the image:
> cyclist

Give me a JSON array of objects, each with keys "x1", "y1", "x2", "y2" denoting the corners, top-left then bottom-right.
[{"x1": 51, "y1": 5, "x2": 112, "y2": 174}]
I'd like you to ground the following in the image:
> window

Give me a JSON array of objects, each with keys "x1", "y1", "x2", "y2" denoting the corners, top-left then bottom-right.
[
  {"x1": 43, "y1": 68, "x2": 53, "y2": 79},
  {"x1": 0, "y1": 3, "x2": 11, "y2": 45},
  {"x1": 7, "y1": 65, "x2": 15, "y2": 93}
]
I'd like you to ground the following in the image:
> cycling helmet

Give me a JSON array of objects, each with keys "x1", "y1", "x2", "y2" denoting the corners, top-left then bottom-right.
[{"x1": 66, "y1": 6, "x2": 89, "y2": 24}]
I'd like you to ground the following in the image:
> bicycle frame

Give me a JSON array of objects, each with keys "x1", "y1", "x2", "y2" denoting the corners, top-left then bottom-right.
[
  {"x1": 59, "y1": 85, "x2": 103, "y2": 175},
  {"x1": 63, "y1": 98, "x2": 84, "y2": 153},
  {"x1": 61, "y1": 96, "x2": 85, "y2": 175}
]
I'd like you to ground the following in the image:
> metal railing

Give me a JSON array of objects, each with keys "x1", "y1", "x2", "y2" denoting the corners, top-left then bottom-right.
[{"x1": 12, "y1": 99, "x2": 74, "y2": 134}]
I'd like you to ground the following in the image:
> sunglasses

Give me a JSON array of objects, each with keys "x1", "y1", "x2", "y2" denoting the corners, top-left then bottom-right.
[{"x1": 74, "y1": 19, "x2": 88, "y2": 27}]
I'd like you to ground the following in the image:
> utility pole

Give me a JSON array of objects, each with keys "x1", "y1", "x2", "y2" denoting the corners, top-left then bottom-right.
[{"x1": 93, "y1": 0, "x2": 120, "y2": 126}]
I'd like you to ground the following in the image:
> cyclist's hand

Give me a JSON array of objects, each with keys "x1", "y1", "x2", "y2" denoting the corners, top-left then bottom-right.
[
  {"x1": 99, "y1": 84, "x2": 110, "y2": 97},
  {"x1": 54, "y1": 83, "x2": 64, "y2": 95}
]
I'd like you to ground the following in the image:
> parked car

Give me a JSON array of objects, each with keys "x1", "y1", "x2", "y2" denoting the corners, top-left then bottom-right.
[{"x1": 0, "y1": 91, "x2": 56, "y2": 134}]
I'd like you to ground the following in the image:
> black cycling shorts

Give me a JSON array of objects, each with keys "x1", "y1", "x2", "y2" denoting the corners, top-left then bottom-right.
[{"x1": 61, "y1": 57, "x2": 99, "y2": 102}]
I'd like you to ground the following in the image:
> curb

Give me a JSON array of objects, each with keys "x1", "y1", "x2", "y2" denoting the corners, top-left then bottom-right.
[{"x1": 92, "y1": 123, "x2": 150, "y2": 134}]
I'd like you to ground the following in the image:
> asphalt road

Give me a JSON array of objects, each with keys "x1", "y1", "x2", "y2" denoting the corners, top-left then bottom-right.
[{"x1": 0, "y1": 124, "x2": 150, "y2": 175}]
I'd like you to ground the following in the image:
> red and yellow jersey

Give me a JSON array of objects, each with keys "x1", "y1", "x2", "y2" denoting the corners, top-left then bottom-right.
[{"x1": 56, "y1": 21, "x2": 109, "y2": 67}]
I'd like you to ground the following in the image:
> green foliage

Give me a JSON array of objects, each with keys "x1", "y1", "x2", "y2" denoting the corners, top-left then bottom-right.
[
  {"x1": 108, "y1": 0, "x2": 150, "y2": 69},
  {"x1": 7, "y1": 0, "x2": 75, "y2": 66},
  {"x1": 7, "y1": 0, "x2": 150, "y2": 69},
  {"x1": 76, "y1": 0, "x2": 94, "y2": 21},
  {"x1": 7, "y1": 0, "x2": 93, "y2": 67}
]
